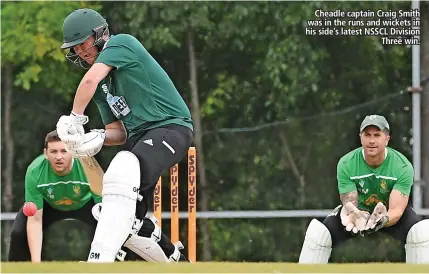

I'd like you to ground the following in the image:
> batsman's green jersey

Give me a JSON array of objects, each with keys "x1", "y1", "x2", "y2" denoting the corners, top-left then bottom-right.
[
  {"x1": 25, "y1": 155, "x2": 102, "y2": 211},
  {"x1": 93, "y1": 34, "x2": 193, "y2": 138},
  {"x1": 337, "y1": 147, "x2": 414, "y2": 212}
]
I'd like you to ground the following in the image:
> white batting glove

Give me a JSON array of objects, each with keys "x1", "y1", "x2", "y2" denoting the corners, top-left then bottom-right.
[
  {"x1": 69, "y1": 130, "x2": 105, "y2": 157},
  {"x1": 56, "y1": 112, "x2": 89, "y2": 147},
  {"x1": 340, "y1": 202, "x2": 370, "y2": 234}
]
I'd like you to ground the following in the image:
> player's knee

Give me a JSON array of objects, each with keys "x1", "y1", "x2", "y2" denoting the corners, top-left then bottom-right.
[
  {"x1": 406, "y1": 219, "x2": 429, "y2": 244},
  {"x1": 405, "y1": 219, "x2": 429, "y2": 264},
  {"x1": 304, "y1": 219, "x2": 332, "y2": 249},
  {"x1": 299, "y1": 219, "x2": 332, "y2": 264},
  {"x1": 10, "y1": 217, "x2": 27, "y2": 240},
  {"x1": 10, "y1": 226, "x2": 26, "y2": 241},
  {"x1": 103, "y1": 151, "x2": 141, "y2": 200}
]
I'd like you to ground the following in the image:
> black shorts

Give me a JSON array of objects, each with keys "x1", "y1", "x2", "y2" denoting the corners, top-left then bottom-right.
[
  {"x1": 123, "y1": 124, "x2": 193, "y2": 219},
  {"x1": 322, "y1": 204, "x2": 422, "y2": 248}
]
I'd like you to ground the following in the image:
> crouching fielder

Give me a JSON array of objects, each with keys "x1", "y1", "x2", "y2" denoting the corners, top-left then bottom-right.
[
  {"x1": 299, "y1": 115, "x2": 429, "y2": 264},
  {"x1": 56, "y1": 8, "x2": 193, "y2": 263}
]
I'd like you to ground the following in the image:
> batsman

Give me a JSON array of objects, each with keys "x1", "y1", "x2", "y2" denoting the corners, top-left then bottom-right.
[
  {"x1": 299, "y1": 115, "x2": 429, "y2": 264},
  {"x1": 56, "y1": 8, "x2": 193, "y2": 262}
]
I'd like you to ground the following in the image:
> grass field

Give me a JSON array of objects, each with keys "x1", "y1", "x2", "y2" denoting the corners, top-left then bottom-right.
[{"x1": 2, "y1": 262, "x2": 429, "y2": 273}]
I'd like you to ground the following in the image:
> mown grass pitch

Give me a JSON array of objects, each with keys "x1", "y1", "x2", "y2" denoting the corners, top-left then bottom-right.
[{"x1": 2, "y1": 262, "x2": 429, "y2": 273}]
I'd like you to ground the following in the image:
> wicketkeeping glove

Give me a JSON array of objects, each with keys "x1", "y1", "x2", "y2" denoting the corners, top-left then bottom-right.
[
  {"x1": 359, "y1": 202, "x2": 389, "y2": 237},
  {"x1": 340, "y1": 202, "x2": 370, "y2": 235}
]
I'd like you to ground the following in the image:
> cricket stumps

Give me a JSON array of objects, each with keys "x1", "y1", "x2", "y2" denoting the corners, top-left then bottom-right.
[{"x1": 153, "y1": 147, "x2": 197, "y2": 262}]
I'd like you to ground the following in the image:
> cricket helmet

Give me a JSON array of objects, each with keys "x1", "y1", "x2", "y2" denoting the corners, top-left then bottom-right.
[{"x1": 61, "y1": 9, "x2": 109, "y2": 68}]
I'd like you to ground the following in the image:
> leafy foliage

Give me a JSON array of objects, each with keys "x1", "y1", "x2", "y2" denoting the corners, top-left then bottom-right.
[
  {"x1": 1, "y1": 1, "x2": 100, "y2": 95},
  {"x1": 1, "y1": 1, "x2": 419, "y2": 262}
]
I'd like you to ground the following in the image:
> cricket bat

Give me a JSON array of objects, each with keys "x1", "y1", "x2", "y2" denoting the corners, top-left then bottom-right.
[{"x1": 77, "y1": 156, "x2": 104, "y2": 196}]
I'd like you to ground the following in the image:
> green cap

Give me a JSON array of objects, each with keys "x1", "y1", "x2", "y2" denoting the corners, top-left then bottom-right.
[
  {"x1": 360, "y1": 115, "x2": 390, "y2": 133},
  {"x1": 61, "y1": 9, "x2": 107, "y2": 49}
]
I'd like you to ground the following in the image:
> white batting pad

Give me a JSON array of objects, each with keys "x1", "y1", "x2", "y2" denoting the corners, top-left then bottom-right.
[
  {"x1": 102, "y1": 151, "x2": 141, "y2": 199},
  {"x1": 91, "y1": 203, "x2": 102, "y2": 221},
  {"x1": 124, "y1": 234, "x2": 170, "y2": 262},
  {"x1": 405, "y1": 219, "x2": 429, "y2": 264},
  {"x1": 298, "y1": 219, "x2": 332, "y2": 264},
  {"x1": 87, "y1": 151, "x2": 140, "y2": 263}
]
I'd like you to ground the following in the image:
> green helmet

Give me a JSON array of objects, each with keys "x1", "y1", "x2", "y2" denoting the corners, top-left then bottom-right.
[{"x1": 61, "y1": 8, "x2": 108, "y2": 49}]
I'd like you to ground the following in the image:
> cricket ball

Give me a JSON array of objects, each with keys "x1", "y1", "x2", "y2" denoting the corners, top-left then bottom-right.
[{"x1": 23, "y1": 202, "x2": 37, "y2": 217}]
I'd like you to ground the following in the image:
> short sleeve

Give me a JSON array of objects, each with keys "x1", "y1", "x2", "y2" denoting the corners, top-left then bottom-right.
[
  {"x1": 95, "y1": 36, "x2": 136, "y2": 70},
  {"x1": 393, "y1": 164, "x2": 414, "y2": 196},
  {"x1": 25, "y1": 169, "x2": 44, "y2": 209},
  {"x1": 337, "y1": 160, "x2": 357, "y2": 194},
  {"x1": 92, "y1": 193, "x2": 102, "y2": 204}
]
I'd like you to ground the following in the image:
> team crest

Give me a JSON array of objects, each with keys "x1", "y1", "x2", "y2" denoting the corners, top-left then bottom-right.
[
  {"x1": 73, "y1": 185, "x2": 81, "y2": 196},
  {"x1": 380, "y1": 180, "x2": 390, "y2": 193}
]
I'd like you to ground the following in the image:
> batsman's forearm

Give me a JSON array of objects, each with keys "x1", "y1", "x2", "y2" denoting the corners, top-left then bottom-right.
[
  {"x1": 72, "y1": 79, "x2": 98, "y2": 115},
  {"x1": 340, "y1": 191, "x2": 358, "y2": 207},
  {"x1": 104, "y1": 128, "x2": 127, "y2": 146},
  {"x1": 27, "y1": 218, "x2": 43, "y2": 263}
]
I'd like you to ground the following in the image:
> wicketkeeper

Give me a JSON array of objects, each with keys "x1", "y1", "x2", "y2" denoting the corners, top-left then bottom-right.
[
  {"x1": 56, "y1": 8, "x2": 194, "y2": 263},
  {"x1": 298, "y1": 115, "x2": 429, "y2": 264},
  {"x1": 8, "y1": 130, "x2": 102, "y2": 262}
]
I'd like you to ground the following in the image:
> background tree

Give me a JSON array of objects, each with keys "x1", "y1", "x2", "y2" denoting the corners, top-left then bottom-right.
[{"x1": 1, "y1": 1, "x2": 424, "y2": 262}]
